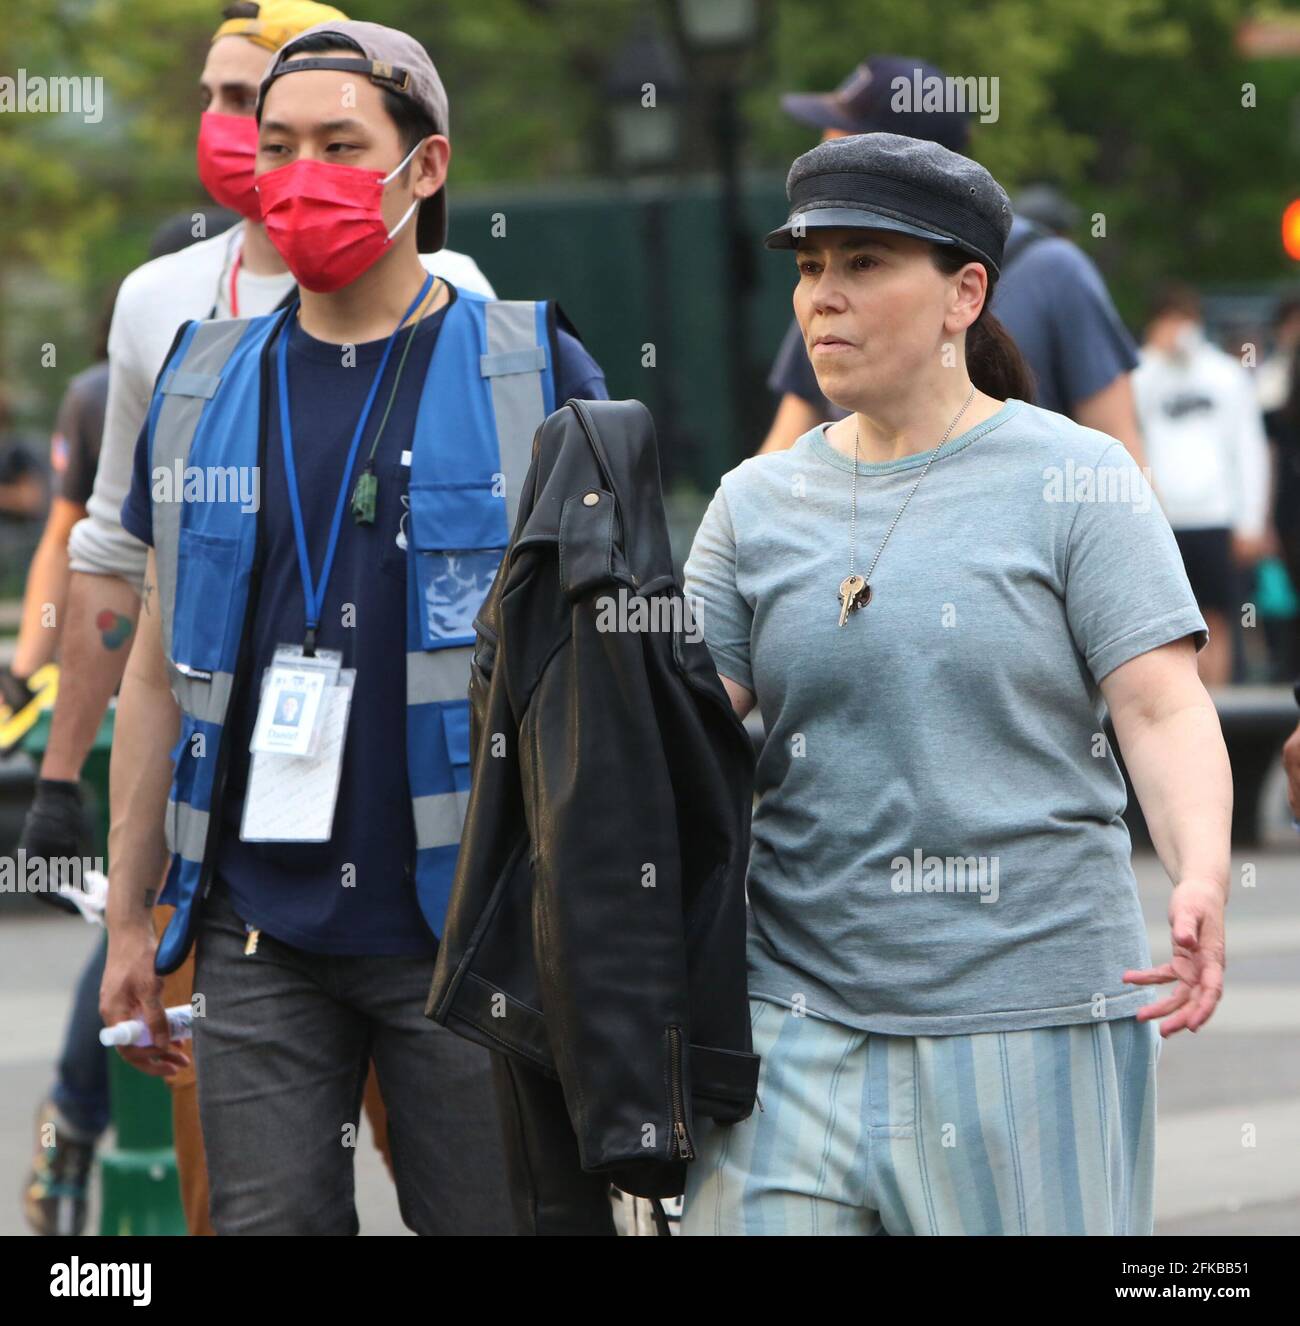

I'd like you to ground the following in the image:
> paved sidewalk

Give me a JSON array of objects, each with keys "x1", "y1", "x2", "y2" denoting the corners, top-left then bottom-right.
[{"x1": 1, "y1": 849, "x2": 1296, "y2": 1235}]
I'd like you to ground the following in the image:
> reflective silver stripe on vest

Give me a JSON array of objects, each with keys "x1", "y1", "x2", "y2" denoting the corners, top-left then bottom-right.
[
  {"x1": 406, "y1": 647, "x2": 474, "y2": 706},
  {"x1": 413, "y1": 790, "x2": 471, "y2": 850},
  {"x1": 165, "y1": 798, "x2": 209, "y2": 863},
  {"x1": 167, "y1": 665, "x2": 236, "y2": 724},
  {"x1": 483, "y1": 301, "x2": 547, "y2": 533},
  {"x1": 152, "y1": 319, "x2": 251, "y2": 688},
  {"x1": 406, "y1": 303, "x2": 549, "y2": 858}
]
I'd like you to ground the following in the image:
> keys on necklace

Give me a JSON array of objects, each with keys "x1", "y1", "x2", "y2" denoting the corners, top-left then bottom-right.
[{"x1": 837, "y1": 574, "x2": 868, "y2": 627}]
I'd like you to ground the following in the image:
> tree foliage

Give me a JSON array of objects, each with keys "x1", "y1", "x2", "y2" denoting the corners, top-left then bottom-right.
[{"x1": 2, "y1": 0, "x2": 1297, "y2": 418}]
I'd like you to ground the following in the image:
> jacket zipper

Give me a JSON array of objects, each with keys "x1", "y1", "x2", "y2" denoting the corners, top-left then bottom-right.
[{"x1": 667, "y1": 1025, "x2": 694, "y2": 1161}]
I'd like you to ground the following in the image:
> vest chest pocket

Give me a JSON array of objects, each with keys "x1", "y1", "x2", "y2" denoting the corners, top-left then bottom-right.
[
  {"x1": 408, "y1": 481, "x2": 508, "y2": 650},
  {"x1": 173, "y1": 528, "x2": 242, "y2": 675}
]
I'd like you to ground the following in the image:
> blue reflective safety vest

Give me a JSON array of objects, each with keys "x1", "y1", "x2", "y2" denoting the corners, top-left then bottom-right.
[{"x1": 146, "y1": 289, "x2": 557, "y2": 973}]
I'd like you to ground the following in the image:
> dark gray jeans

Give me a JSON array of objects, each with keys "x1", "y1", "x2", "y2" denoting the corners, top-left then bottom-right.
[{"x1": 192, "y1": 880, "x2": 515, "y2": 1235}]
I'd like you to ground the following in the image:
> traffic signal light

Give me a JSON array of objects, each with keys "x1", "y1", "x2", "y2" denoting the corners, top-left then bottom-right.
[{"x1": 1285, "y1": 199, "x2": 1300, "y2": 260}]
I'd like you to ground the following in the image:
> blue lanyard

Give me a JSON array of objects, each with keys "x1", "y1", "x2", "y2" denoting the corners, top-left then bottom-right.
[{"x1": 276, "y1": 272, "x2": 433, "y2": 655}]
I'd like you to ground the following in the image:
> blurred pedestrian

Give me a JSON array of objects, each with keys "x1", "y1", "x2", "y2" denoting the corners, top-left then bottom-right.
[
  {"x1": 1, "y1": 291, "x2": 115, "y2": 751},
  {"x1": 0, "y1": 389, "x2": 46, "y2": 523},
  {"x1": 1264, "y1": 337, "x2": 1300, "y2": 674},
  {"x1": 1011, "y1": 181, "x2": 1080, "y2": 236},
  {"x1": 1133, "y1": 283, "x2": 1272, "y2": 687},
  {"x1": 1255, "y1": 292, "x2": 1300, "y2": 413},
  {"x1": 13, "y1": 323, "x2": 111, "y2": 1238},
  {"x1": 19, "y1": 227, "x2": 230, "y2": 1238},
  {"x1": 757, "y1": 55, "x2": 1145, "y2": 467}
]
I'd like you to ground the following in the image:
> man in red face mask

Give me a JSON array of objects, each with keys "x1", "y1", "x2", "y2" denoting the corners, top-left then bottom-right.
[
  {"x1": 104, "y1": 19, "x2": 607, "y2": 1234},
  {"x1": 23, "y1": 0, "x2": 495, "y2": 1236}
]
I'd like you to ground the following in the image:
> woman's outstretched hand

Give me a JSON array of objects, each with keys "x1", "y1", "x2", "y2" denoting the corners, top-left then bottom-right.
[{"x1": 1122, "y1": 877, "x2": 1226, "y2": 1036}]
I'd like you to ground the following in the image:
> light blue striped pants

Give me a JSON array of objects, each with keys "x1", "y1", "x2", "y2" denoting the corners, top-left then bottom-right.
[{"x1": 681, "y1": 998, "x2": 1159, "y2": 1236}]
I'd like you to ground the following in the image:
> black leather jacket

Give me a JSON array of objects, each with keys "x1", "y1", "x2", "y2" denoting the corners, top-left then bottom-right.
[{"x1": 425, "y1": 398, "x2": 758, "y2": 1200}]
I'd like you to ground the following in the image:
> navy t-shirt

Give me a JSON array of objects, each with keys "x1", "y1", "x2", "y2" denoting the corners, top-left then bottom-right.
[
  {"x1": 767, "y1": 217, "x2": 1138, "y2": 420},
  {"x1": 122, "y1": 287, "x2": 607, "y2": 956},
  {"x1": 991, "y1": 219, "x2": 1138, "y2": 416}
]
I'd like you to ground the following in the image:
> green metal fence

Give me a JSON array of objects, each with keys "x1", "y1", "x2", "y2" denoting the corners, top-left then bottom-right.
[{"x1": 447, "y1": 173, "x2": 795, "y2": 493}]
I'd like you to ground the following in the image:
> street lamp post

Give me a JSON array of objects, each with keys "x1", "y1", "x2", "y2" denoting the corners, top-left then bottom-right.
[
  {"x1": 604, "y1": 24, "x2": 683, "y2": 486},
  {"x1": 604, "y1": 23, "x2": 683, "y2": 178},
  {"x1": 665, "y1": 0, "x2": 770, "y2": 461}
]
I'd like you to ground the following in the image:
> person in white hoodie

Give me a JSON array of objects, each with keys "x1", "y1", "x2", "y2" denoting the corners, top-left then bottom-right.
[{"x1": 1133, "y1": 284, "x2": 1272, "y2": 685}]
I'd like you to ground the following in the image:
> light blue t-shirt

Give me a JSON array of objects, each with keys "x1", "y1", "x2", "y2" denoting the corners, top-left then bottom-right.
[{"x1": 684, "y1": 400, "x2": 1206, "y2": 1036}]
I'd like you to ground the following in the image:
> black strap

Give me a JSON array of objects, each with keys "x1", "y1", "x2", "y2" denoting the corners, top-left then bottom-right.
[
  {"x1": 650, "y1": 1198, "x2": 672, "y2": 1237},
  {"x1": 265, "y1": 54, "x2": 410, "y2": 93}
]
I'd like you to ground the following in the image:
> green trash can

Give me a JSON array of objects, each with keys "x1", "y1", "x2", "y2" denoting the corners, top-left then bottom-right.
[{"x1": 23, "y1": 705, "x2": 187, "y2": 1236}]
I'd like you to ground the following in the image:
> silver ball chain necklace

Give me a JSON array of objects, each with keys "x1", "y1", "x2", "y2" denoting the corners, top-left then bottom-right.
[{"x1": 836, "y1": 383, "x2": 976, "y2": 626}]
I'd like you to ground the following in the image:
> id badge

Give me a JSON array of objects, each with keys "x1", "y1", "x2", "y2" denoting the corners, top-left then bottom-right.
[
  {"x1": 249, "y1": 644, "x2": 343, "y2": 757},
  {"x1": 251, "y1": 665, "x2": 327, "y2": 757},
  {"x1": 240, "y1": 667, "x2": 356, "y2": 843}
]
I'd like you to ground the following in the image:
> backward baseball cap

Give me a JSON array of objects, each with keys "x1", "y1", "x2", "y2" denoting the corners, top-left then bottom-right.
[{"x1": 257, "y1": 19, "x2": 450, "y2": 252}]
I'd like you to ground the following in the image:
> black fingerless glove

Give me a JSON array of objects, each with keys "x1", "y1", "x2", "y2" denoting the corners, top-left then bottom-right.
[{"x1": 0, "y1": 665, "x2": 35, "y2": 714}]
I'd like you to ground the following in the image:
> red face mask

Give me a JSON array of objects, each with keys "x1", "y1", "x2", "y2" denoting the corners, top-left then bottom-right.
[
  {"x1": 196, "y1": 111, "x2": 262, "y2": 220},
  {"x1": 255, "y1": 140, "x2": 424, "y2": 293}
]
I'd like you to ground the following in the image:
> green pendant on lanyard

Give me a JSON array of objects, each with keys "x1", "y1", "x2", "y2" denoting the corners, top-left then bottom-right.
[
  {"x1": 277, "y1": 272, "x2": 434, "y2": 656},
  {"x1": 349, "y1": 276, "x2": 441, "y2": 527}
]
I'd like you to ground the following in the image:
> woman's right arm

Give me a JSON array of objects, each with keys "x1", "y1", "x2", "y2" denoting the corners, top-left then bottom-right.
[{"x1": 683, "y1": 484, "x2": 758, "y2": 723}]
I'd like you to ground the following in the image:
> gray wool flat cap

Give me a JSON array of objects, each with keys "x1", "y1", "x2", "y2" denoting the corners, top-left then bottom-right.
[{"x1": 765, "y1": 132, "x2": 1013, "y2": 276}]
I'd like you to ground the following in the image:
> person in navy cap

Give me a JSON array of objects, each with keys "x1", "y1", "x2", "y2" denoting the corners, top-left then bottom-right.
[
  {"x1": 759, "y1": 56, "x2": 1146, "y2": 468},
  {"x1": 682, "y1": 132, "x2": 1229, "y2": 1236},
  {"x1": 780, "y1": 56, "x2": 973, "y2": 152}
]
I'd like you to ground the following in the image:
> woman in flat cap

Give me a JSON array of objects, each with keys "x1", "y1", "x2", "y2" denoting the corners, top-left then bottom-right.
[{"x1": 683, "y1": 132, "x2": 1229, "y2": 1235}]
